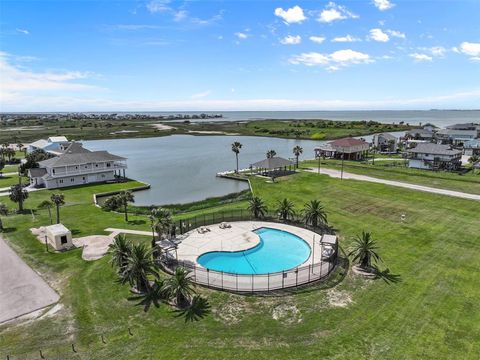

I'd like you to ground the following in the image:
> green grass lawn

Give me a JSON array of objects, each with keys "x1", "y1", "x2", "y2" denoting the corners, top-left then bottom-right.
[
  {"x1": 1, "y1": 175, "x2": 479, "y2": 359},
  {"x1": 0, "y1": 174, "x2": 28, "y2": 188},
  {"x1": 302, "y1": 158, "x2": 480, "y2": 195}
]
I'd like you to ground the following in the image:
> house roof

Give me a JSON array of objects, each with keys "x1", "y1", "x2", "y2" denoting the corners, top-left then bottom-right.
[
  {"x1": 28, "y1": 168, "x2": 47, "y2": 178},
  {"x1": 407, "y1": 143, "x2": 462, "y2": 156},
  {"x1": 29, "y1": 139, "x2": 49, "y2": 149},
  {"x1": 329, "y1": 137, "x2": 368, "y2": 147},
  {"x1": 48, "y1": 136, "x2": 69, "y2": 143},
  {"x1": 446, "y1": 123, "x2": 479, "y2": 130},
  {"x1": 59, "y1": 142, "x2": 91, "y2": 154},
  {"x1": 376, "y1": 133, "x2": 397, "y2": 140},
  {"x1": 464, "y1": 139, "x2": 480, "y2": 149},
  {"x1": 251, "y1": 157, "x2": 294, "y2": 169},
  {"x1": 436, "y1": 129, "x2": 477, "y2": 137},
  {"x1": 38, "y1": 145, "x2": 126, "y2": 168},
  {"x1": 406, "y1": 129, "x2": 434, "y2": 137}
]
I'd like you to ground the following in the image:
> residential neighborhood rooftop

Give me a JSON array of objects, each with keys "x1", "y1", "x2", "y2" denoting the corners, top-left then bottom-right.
[{"x1": 407, "y1": 143, "x2": 462, "y2": 156}]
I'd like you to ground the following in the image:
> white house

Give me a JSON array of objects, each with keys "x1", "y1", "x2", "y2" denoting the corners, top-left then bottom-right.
[
  {"x1": 28, "y1": 142, "x2": 127, "y2": 189},
  {"x1": 27, "y1": 136, "x2": 70, "y2": 155},
  {"x1": 435, "y1": 129, "x2": 477, "y2": 145},
  {"x1": 406, "y1": 143, "x2": 462, "y2": 171}
]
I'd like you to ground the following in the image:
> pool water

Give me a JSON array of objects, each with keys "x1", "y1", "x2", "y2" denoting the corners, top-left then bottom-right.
[{"x1": 197, "y1": 227, "x2": 311, "y2": 275}]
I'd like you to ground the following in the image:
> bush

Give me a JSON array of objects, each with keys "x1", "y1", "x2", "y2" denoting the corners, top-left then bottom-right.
[
  {"x1": 102, "y1": 195, "x2": 121, "y2": 211},
  {"x1": 311, "y1": 132, "x2": 326, "y2": 140}
]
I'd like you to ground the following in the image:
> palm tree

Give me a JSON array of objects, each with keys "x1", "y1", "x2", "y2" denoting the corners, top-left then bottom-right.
[
  {"x1": 121, "y1": 243, "x2": 158, "y2": 293},
  {"x1": 266, "y1": 149, "x2": 276, "y2": 159},
  {"x1": 175, "y1": 295, "x2": 211, "y2": 322},
  {"x1": 248, "y1": 196, "x2": 267, "y2": 219},
  {"x1": 348, "y1": 231, "x2": 382, "y2": 270},
  {"x1": 231, "y1": 141, "x2": 242, "y2": 173},
  {"x1": 149, "y1": 207, "x2": 173, "y2": 242},
  {"x1": 50, "y1": 193, "x2": 65, "y2": 224},
  {"x1": 5, "y1": 148, "x2": 15, "y2": 162},
  {"x1": 38, "y1": 200, "x2": 54, "y2": 225},
  {"x1": 303, "y1": 200, "x2": 328, "y2": 229},
  {"x1": 276, "y1": 198, "x2": 295, "y2": 222},
  {"x1": 108, "y1": 234, "x2": 133, "y2": 275},
  {"x1": 0, "y1": 203, "x2": 8, "y2": 231},
  {"x1": 468, "y1": 155, "x2": 479, "y2": 164},
  {"x1": 164, "y1": 267, "x2": 196, "y2": 308},
  {"x1": 9, "y1": 184, "x2": 28, "y2": 212},
  {"x1": 292, "y1": 146, "x2": 303, "y2": 168},
  {"x1": 117, "y1": 191, "x2": 135, "y2": 222},
  {"x1": 128, "y1": 279, "x2": 168, "y2": 312}
]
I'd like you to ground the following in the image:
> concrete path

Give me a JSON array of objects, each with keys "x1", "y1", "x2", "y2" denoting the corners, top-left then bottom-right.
[
  {"x1": 0, "y1": 237, "x2": 59, "y2": 324},
  {"x1": 305, "y1": 167, "x2": 480, "y2": 201},
  {"x1": 104, "y1": 228, "x2": 156, "y2": 238},
  {"x1": 0, "y1": 185, "x2": 45, "y2": 197}
]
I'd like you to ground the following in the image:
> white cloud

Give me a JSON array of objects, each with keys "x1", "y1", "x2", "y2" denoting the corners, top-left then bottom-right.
[
  {"x1": 369, "y1": 28, "x2": 389, "y2": 42},
  {"x1": 174, "y1": 10, "x2": 188, "y2": 22},
  {"x1": 274, "y1": 6, "x2": 306, "y2": 24},
  {"x1": 372, "y1": 0, "x2": 395, "y2": 11},
  {"x1": 0, "y1": 52, "x2": 98, "y2": 105},
  {"x1": 289, "y1": 49, "x2": 372, "y2": 70},
  {"x1": 235, "y1": 32, "x2": 248, "y2": 40},
  {"x1": 16, "y1": 28, "x2": 29, "y2": 35},
  {"x1": 146, "y1": 0, "x2": 171, "y2": 13},
  {"x1": 280, "y1": 35, "x2": 301, "y2": 45},
  {"x1": 409, "y1": 53, "x2": 433, "y2": 62},
  {"x1": 419, "y1": 46, "x2": 447, "y2": 57},
  {"x1": 459, "y1": 42, "x2": 480, "y2": 60},
  {"x1": 332, "y1": 35, "x2": 360, "y2": 42},
  {"x1": 309, "y1": 36, "x2": 326, "y2": 44},
  {"x1": 191, "y1": 90, "x2": 211, "y2": 99},
  {"x1": 318, "y1": 2, "x2": 358, "y2": 23},
  {"x1": 387, "y1": 29, "x2": 406, "y2": 39}
]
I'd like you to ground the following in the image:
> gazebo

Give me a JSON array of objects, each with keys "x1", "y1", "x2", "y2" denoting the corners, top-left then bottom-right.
[{"x1": 250, "y1": 157, "x2": 295, "y2": 177}]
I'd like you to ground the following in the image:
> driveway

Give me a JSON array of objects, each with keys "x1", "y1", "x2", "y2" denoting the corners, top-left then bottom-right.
[
  {"x1": 0, "y1": 237, "x2": 59, "y2": 324},
  {"x1": 305, "y1": 167, "x2": 480, "y2": 201}
]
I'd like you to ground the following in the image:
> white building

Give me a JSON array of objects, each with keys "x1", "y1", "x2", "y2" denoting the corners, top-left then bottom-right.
[
  {"x1": 45, "y1": 223, "x2": 73, "y2": 251},
  {"x1": 27, "y1": 136, "x2": 70, "y2": 155},
  {"x1": 28, "y1": 142, "x2": 127, "y2": 189},
  {"x1": 406, "y1": 143, "x2": 462, "y2": 171}
]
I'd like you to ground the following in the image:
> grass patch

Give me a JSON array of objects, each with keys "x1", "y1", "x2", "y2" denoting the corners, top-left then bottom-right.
[{"x1": 1, "y1": 174, "x2": 480, "y2": 358}]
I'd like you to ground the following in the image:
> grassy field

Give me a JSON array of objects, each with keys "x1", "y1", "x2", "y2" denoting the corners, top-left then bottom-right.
[
  {"x1": 0, "y1": 174, "x2": 28, "y2": 188},
  {"x1": 302, "y1": 159, "x2": 480, "y2": 194},
  {"x1": 0, "y1": 117, "x2": 414, "y2": 143},
  {"x1": 1, "y1": 174, "x2": 479, "y2": 359}
]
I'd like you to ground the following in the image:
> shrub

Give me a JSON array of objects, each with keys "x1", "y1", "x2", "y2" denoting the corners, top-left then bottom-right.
[
  {"x1": 310, "y1": 132, "x2": 326, "y2": 140},
  {"x1": 102, "y1": 195, "x2": 121, "y2": 211}
]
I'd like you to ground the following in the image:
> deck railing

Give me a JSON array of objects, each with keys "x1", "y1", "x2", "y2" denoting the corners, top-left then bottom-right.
[{"x1": 162, "y1": 210, "x2": 338, "y2": 293}]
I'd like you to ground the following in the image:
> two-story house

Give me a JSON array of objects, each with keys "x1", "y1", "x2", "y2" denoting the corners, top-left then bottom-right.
[
  {"x1": 27, "y1": 136, "x2": 70, "y2": 155},
  {"x1": 406, "y1": 143, "x2": 462, "y2": 171},
  {"x1": 28, "y1": 142, "x2": 127, "y2": 189}
]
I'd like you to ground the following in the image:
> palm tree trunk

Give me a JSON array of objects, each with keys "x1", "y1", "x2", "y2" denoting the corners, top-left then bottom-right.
[
  {"x1": 124, "y1": 202, "x2": 128, "y2": 222},
  {"x1": 56, "y1": 205, "x2": 60, "y2": 224},
  {"x1": 236, "y1": 154, "x2": 239, "y2": 173}
]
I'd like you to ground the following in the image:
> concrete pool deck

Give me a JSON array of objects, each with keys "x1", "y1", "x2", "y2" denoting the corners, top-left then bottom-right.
[{"x1": 176, "y1": 221, "x2": 324, "y2": 268}]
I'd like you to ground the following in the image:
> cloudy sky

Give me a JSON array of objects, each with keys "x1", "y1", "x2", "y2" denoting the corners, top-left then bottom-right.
[{"x1": 1, "y1": 0, "x2": 479, "y2": 111}]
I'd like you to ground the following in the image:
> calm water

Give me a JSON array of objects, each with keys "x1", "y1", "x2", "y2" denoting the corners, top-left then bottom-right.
[
  {"x1": 109, "y1": 110, "x2": 478, "y2": 127},
  {"x1": 84, "y1": 135, "x2": 329, "y2": 206},
  {"x1": 197, "y1": 227, "x2": 311, "y2": 274}
]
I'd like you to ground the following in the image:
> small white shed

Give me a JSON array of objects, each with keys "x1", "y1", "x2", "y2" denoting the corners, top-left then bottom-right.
[{"x1": 45, "y1": 224, "x2": 73, "y2": 251}]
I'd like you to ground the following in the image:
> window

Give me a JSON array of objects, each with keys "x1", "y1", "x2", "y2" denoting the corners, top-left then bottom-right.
[
  {"x1": 53, "y1": 169, "x2": 56, "y2": 174},
  {"x1": 85, "y1": 165, "x2": 88, "y2": 169},
  {"x1": 60, "y1": 235, "x2": 68, "y2": 244},
  {"x1": 106, "y1": 163, "x2": 111, "y2": 167},
  {"x1": 59, "y1": 179, "x2": 64, "y2": 184},
  {"x1": 71, "y1": 178, "x2": 75, "y2": 182},
  {"x1": 95, "y1": 164, "x2": 98, "y2": 167},
  {"x1": 82, "y1": 177, "x2": 86, "y2": 181}
]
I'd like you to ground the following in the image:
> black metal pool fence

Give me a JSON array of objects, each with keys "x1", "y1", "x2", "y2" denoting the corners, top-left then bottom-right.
[{"x1": 164, "y1": 209, "x2": 338, "y2": 293}]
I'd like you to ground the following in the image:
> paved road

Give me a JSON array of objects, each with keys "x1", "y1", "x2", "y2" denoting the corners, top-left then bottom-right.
[
  {"x1": 0, "y1": 237, "x2": 59, "y2": 324},
  {"x1": 305, "y1": 168, "x2": 480, "y2": 201}
]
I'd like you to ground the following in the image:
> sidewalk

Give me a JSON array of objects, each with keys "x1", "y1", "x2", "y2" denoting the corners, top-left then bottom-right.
[{"x1": 305, "y1": 167, "x2": 480, "y2": 201}]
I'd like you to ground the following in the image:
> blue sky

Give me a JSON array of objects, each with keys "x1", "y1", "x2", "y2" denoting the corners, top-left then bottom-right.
[{"x1": 1, "y1": 0, "x2": 479, "y2": 111}]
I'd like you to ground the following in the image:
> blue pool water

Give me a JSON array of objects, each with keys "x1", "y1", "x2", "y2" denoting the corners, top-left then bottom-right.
[{"x1": 197, "y1": 227, "x2": 311, "y2": 275}]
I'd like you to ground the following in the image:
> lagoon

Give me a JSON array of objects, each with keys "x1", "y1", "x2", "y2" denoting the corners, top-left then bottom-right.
[{"x1": 84, "y1": 135, "x2": 328, "y2": 206}]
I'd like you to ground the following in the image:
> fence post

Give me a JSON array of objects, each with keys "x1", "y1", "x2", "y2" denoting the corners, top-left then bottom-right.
[
  {"x1": 194, "y1": 265, "x2": 197, "y2": 282},
  {"x1": 295, "y1": 268, "x2": 298, "y2": 287},
  {"x1": 267, "y1": 273, "x2": 270, "y2": 292},
  {"x1": 282, "y1": 271, "x2": 285, "y2": 288},
  {"x1": 251, "y1": 274, "x2": 254, "y2": 293},
  {"x1": 308, "y1": 264, "x2": 311, "y2": 282},
  {"x1": 221, "y1": 271, "x2": 224, "y2": 290},
  {"x1": 236, "y1": 274, "x2": 238, "y2": 291},
  {"x1": 207, "y1": 269, "x2": 210, "y2": 287}
]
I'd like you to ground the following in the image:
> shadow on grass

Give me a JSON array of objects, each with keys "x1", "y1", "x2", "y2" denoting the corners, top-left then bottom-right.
[
  {"x1": 127, "y1": 219, "x2": 146, "y2": 226},
  {"x1": 71, "y1": 229, "x2": 82, "y2": 236},
  {"x1": 374, "y1": 267, "x2": 402, "y2": 284},
  {"x1": 1, "y1": 227, "x2": 17, "y2": 233}
]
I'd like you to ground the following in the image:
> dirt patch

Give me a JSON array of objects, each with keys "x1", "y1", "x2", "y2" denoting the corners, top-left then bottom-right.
[
  {"x1": 272, "y1": 303, "x2": 302, "y2": 324},
  {"x1": 327, "y1": 289, "x2": 353, "y2": 308},
  {"x1": 152, "y1": 123, "x2": 176, "y2": 131},
  {"x1": 72, "y1": 235, "x2": 114, "y2": 261},
  {"x1": 212, "y1": 296, "x2": 249, "y2": 325}
]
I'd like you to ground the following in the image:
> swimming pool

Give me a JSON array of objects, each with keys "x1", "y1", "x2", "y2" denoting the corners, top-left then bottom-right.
[{"x1": 197, "y1": 227, "x2": 311, "y2": 275}]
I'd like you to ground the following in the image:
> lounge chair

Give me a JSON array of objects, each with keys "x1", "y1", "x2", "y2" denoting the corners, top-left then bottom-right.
[{"x1": 219, "y1": 222, "x2": 231, "y2": 229}]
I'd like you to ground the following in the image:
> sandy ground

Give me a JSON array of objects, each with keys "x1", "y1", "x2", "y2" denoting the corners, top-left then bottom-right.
[
  {"x1": 31, "y1": 227, "x2": 114, "y2": 261},
  {"x1": 0, "y1": 236, "x2": 59, "y2": 324},
  {"x1": 152, "y1": 123, "x2": 176, "y2": 131},
  {"x1": 305, "y1": 167, "x2": 480, "y2": 201}
]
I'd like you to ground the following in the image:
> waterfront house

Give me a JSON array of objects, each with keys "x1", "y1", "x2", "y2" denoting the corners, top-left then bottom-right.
[
  {"x1": 464, "y1": 139, "x2": 480, "y2": 156},
  {"x1": 315, "y1": 137, "x2": 370, "y2": 160},
  {"x1": 28, "y1": 142, "x2": 127, "y2": 189},
  {"x1": 435, "y1": 129, "x2": 477, "y2": 145},
  {"x1": 27, "y1": 136, "x2": 70, "y2": 155},
  {"x1": 373, "y1": 133, "x2": 398, "y2": 153},
  {"x1": 405, "y1": 128, "x2": 435, "y2": 141},
  {"x1": 446, "y1": 123, "x2": 480, "y2": 136},
  {"x1": 406, "y1": 143, "x2": 462, "y2": 171}
]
